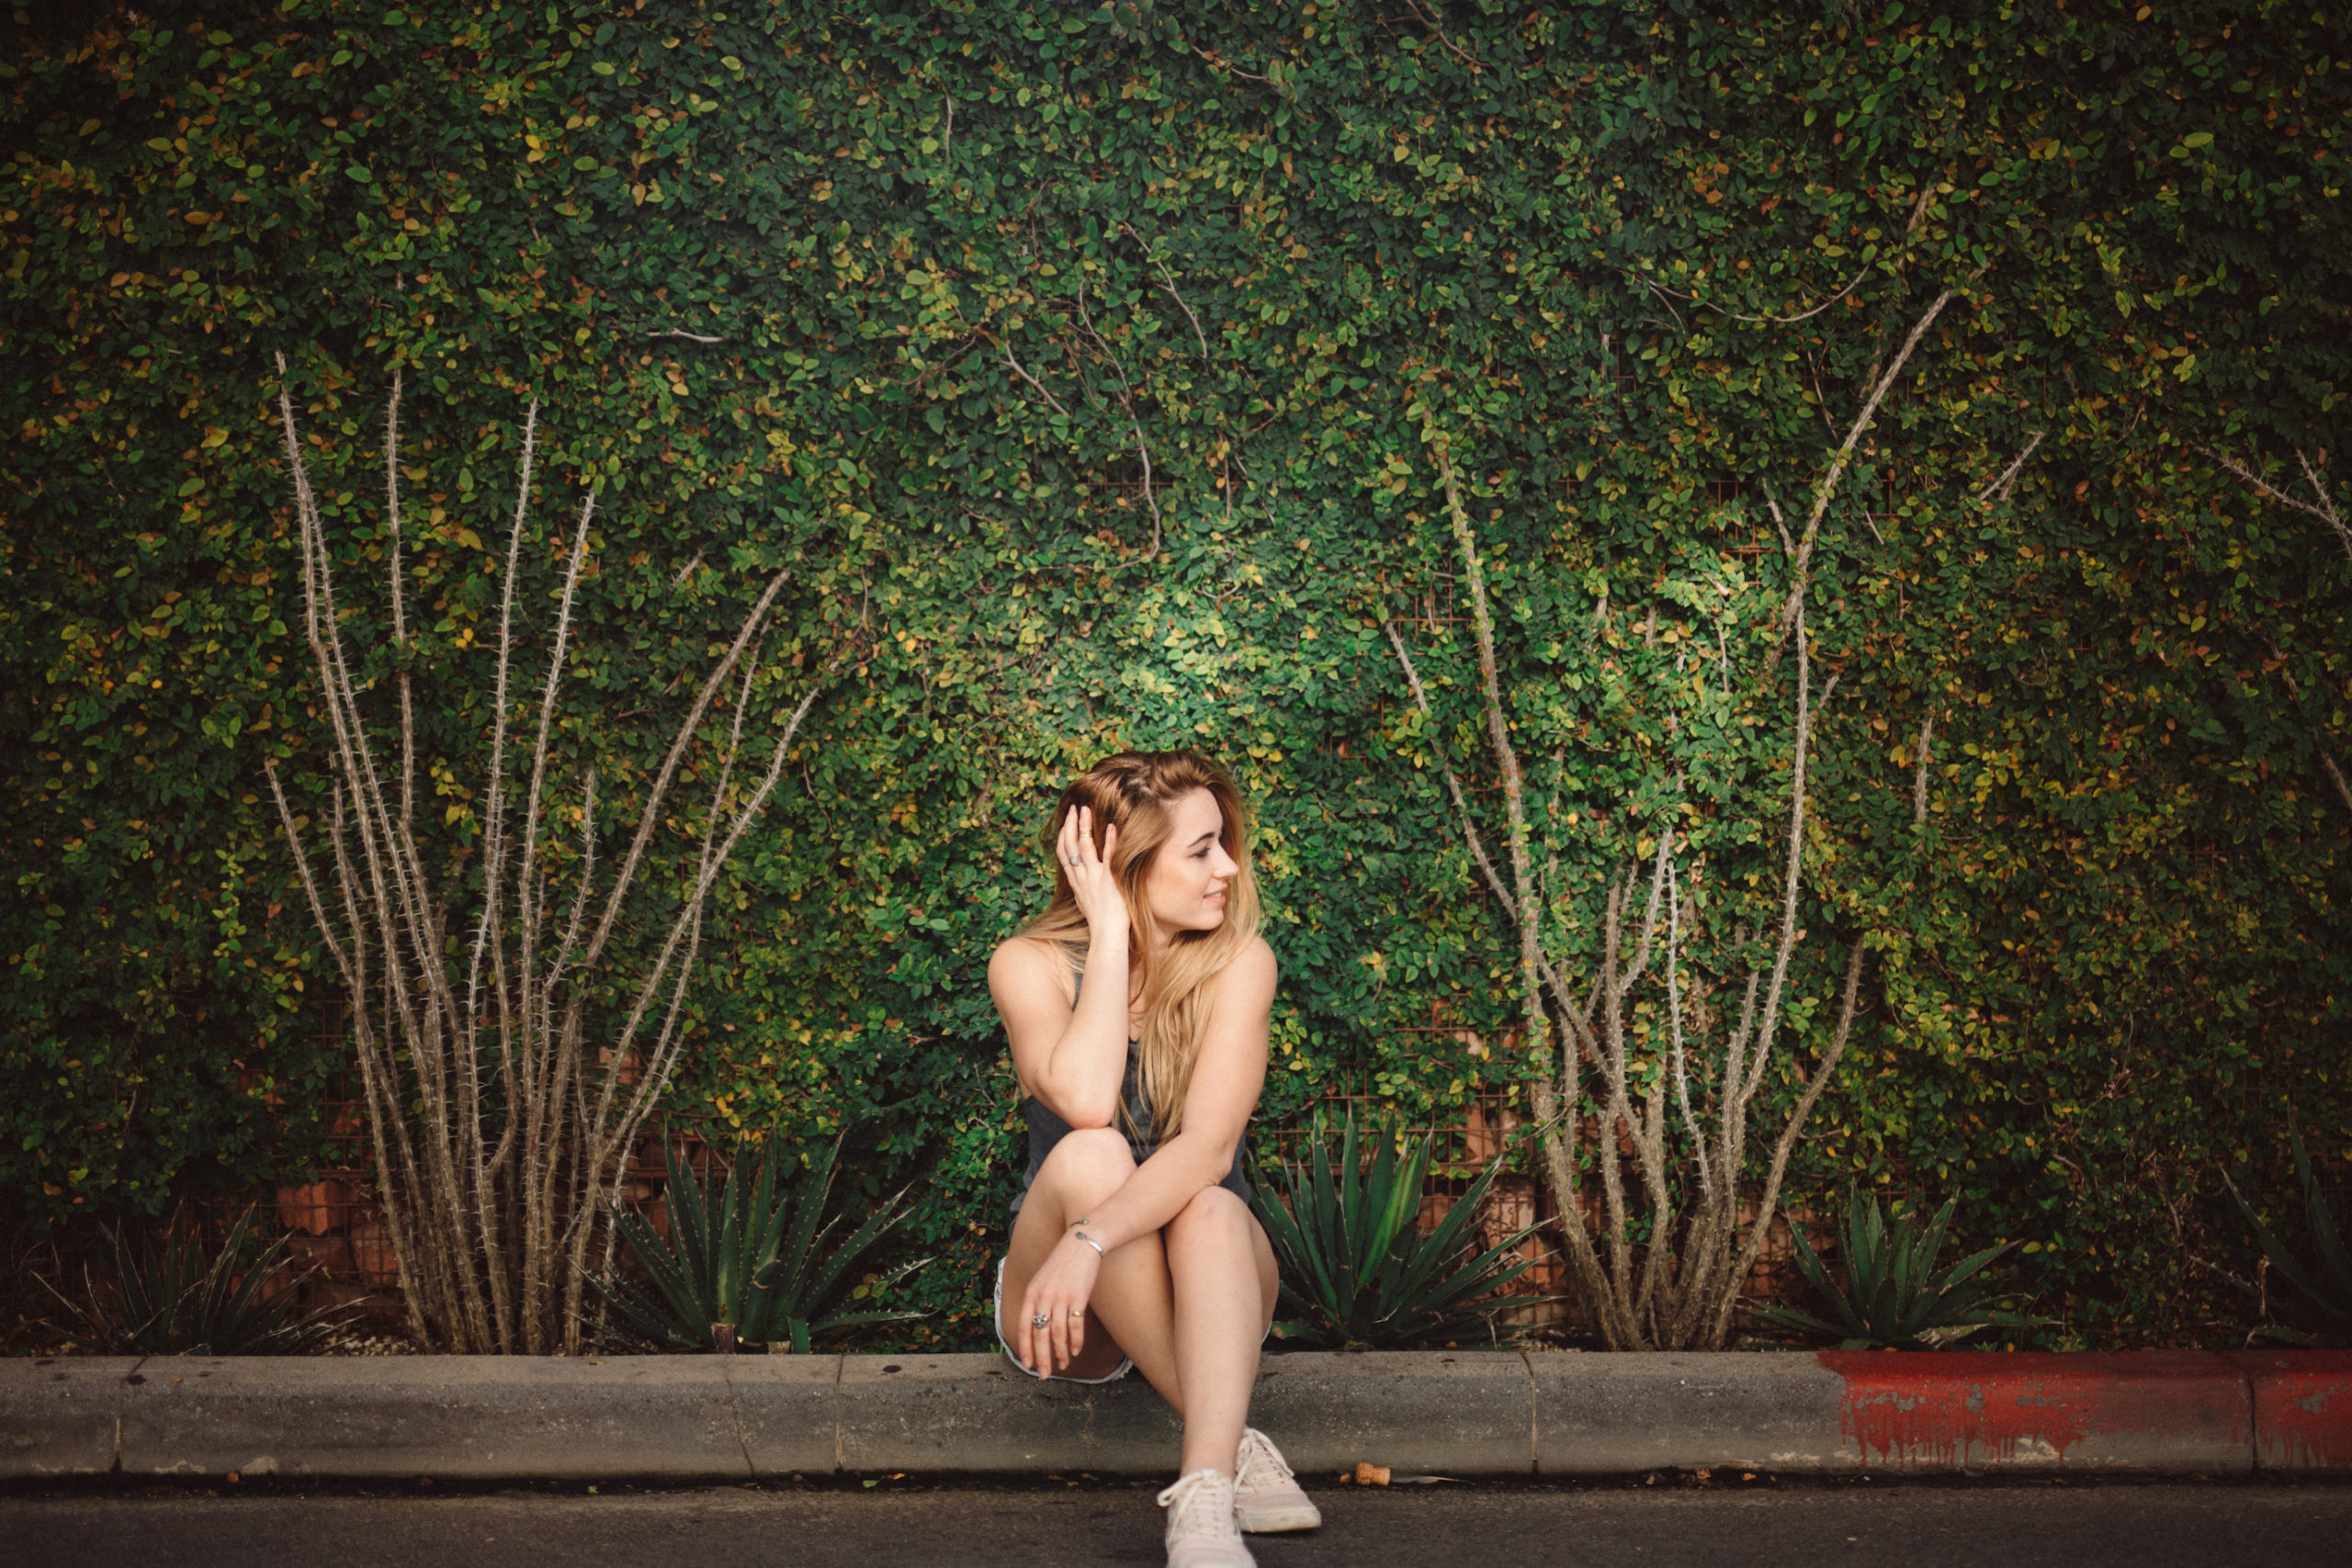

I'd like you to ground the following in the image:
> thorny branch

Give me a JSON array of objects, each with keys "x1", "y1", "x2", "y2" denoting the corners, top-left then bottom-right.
[
  {"x1": 1976, "y1": 430, "x2": 2046, "y2": 503},
  {"x1": 1389, "y1": 420, "x2": 1870, "y2": 1348},
  {"x1": 1768, "y1": 267, "x2": 1985, "y2": 652},
  {"x1": 2199, "y1": 444, "x2": 2352, "y2": 564},
  {"x1": 2208, "y1": 451, "x2": 2352, "y2": 822},
  {"x1": 266, "y1": 367, "x2": 834, "y2": 1354}
]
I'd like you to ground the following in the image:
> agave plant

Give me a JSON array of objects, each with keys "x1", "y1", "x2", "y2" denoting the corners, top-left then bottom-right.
[
  {"x1": 1750, "y1": 1188, "x2": 2041, "y2": 1349},
  {"x1": 53, "y1": 1206, "x2": 349, "y2": 1356},
  {"x1": 591, "y1": 1134, "x2": 929, "y2": 1353},
  {"x1": 2226, "y1": 1121, "x2": 2350, "y2": 1348},
  {"x1": 1250, "y1": 1111, "x2": 1545, "y2": 1349}
]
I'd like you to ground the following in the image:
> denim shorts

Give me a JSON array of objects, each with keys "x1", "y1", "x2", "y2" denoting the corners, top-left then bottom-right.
[{"x1": 992, "y1": 1256, "x2": 1135, "y2": 1384}]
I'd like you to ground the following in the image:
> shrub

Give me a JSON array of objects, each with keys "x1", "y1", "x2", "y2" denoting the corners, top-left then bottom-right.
[
  {"x1": 52, "y1": 1207, "x2": 348, "y2": 1356},
  {"x1": 1751, "y1": 1189, "x2": 2041, "y2": 1351},
  {"x1": 592, "y1": 1135, "x2": 928, "y2": 1354},
  {"x1": 2226, "y1": 1122, "x2": 2351, "y2": 1348},
  {"x1": 1251, "y1": 1113, "x2": 1543, "y2": 1349}
]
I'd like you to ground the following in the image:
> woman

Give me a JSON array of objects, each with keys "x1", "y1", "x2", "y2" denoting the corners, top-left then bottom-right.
[{"x1": 988, "y1": 751, "x2": 1319, "y2": 1568}]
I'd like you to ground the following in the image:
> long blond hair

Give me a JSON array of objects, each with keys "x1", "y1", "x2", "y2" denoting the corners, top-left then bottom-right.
[{"x1": 1020, "y1": 750, "x2": 1261, "y2": 1140}]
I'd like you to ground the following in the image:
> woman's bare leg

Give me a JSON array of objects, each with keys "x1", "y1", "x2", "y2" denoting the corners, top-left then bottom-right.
[
  {"x1": 1000, "y1": 1134, "x2": 1278, "y2": 1434},
  {"x1": 999, "y1": 1129, "x2": 1177, "y2": 1382},
  {"x1": 1163, "y1": 1185, "x2": 1278, "y2": 1475}
]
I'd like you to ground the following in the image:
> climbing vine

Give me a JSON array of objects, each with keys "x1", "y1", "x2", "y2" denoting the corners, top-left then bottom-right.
[{"x1": 3, "y1": 0, "x2": 2346, "y2": 1348}]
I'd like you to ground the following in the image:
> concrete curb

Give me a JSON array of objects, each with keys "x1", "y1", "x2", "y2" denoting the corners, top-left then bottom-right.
[{"x1": 4, "y1": 1348, "x2": 2346, "y2": 1481}]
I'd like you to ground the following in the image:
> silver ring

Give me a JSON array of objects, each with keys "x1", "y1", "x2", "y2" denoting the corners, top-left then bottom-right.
[{"x1": 1031, "y1": 1313, "x2": 1051, "y2": 1330}]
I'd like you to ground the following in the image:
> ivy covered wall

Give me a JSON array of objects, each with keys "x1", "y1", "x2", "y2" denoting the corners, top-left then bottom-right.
[{"x1": 3, "y1": 0, "x2": 2346, "y2": 1347}]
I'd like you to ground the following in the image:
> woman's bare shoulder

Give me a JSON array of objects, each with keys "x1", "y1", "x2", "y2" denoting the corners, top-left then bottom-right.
[
  {"x1": 988, "y1": 932, "x2": 1072, "y2": 998},
  {"x1": 1214, "y1": 935, "x2": 1278, "y2": 997}
]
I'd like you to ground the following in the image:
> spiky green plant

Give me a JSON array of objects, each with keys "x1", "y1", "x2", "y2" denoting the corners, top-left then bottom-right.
[
  {"x1": 1750, "y1": 1188, "x2": 2041, "y2": 1349},
  {"x1": 2226, "y1": 1121, "x2": 2350, "y2": 1348},
  {"x1": 1251, "y1": 1111, "x2": 1545, "y2": 1348},
  {"x1": 590, "y1": 1134, "x2": 928, "y2": 1353},
  {"x1": 56, "y1": 1207, "x2": 349, "y2": 1356}
]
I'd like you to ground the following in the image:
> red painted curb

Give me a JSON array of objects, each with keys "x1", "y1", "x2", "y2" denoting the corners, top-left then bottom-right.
[
  {"x1": 1818, "y1": 1350, "x2": 2252, "y2": 1472},
  {"x1": 2223, "y1": 1349, "x2": 2352, "y2": 1471}
]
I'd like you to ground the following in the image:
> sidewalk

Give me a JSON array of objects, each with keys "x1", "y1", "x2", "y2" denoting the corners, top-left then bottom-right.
[{"x1": 5, "y1": 1348, "x2": 2346, "y2": 1481}]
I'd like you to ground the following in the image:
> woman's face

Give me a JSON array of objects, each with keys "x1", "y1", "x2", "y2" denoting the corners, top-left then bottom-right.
[{"x1": 1140, "y1": 787, "x2": 1240, "y2": 938}]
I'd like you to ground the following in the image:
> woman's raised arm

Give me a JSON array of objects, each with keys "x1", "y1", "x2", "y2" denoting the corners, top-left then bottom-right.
[{"x1": 989, "y1": 805, "x2": 1131, "y2": 1127}]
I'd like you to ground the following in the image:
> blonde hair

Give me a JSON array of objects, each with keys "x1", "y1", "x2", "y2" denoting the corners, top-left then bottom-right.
[{"x1": 1019, "y1": 750, "x2": 1261, "y2": 1140}]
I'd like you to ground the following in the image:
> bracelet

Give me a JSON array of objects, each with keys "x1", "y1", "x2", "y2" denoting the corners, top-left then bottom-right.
[{"x1": 1070, "y1": 1227, "x2": 1105, "y2": 1258}]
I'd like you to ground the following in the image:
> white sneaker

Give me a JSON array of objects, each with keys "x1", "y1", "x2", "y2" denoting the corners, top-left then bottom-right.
[
  {"x1": 1232, "y1": 1427, "x2": 1321, "y2": 1533},
  {"x1": 1158, "y1": 1468, "x2": 1255, "y2": 1568}
]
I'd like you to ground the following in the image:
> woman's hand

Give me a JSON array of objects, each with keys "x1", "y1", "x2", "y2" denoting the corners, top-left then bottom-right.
[
  {"x1": 1017, "y1": 1228, "x2": 1103, "y2": 1374},
  {"x1": 1056, "y1": 805, "x2": 1124, "y2": 936}
]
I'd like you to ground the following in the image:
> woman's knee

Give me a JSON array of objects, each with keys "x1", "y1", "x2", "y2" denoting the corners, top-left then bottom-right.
[
  {"x1": 1165, "y1": 1183, "x2": 1251, "y2": 1250},
  {"x1": 1037, "y1": 1126, "x2": 1136, "y2": 1195}
]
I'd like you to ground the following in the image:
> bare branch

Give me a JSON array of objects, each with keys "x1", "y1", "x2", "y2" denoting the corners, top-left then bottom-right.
[
  {"x1": 1742, "y1": 622, "x2": 1835, "y2": 1107},
  {"x1": 381, "y1": 368, "x2": 418, "y2": 841},
  {"x1": 513, "y1": 491, "x2": 601, "y2": 1036},
  {"x1": 265, "y1": 761, "x2": 356, "y2": 992},
  {"x1": 1384, "y1": 621, "x2": 1519, "y2": 919},
  {"x1": 267, "y1": 371, "x2": 839, "y2": 1354},
  {"x1": 2199, "y1": 445, "x2": 2352, "y2": 564},
  {"x1": 2261, "y1": 637, "x2": 2352, "y2": 823},
  {"x1": 1001, "y1": 342, "x2": 1074, "y2": 421},
  {"x1": 646, "y1": 328, "x2": 726, "y2": 344},
  {"x1": 1121, "y1": 222, "x2": 1210, "y2": 357},
  {"x1": 1191, "y1": 45, "x2": 1269, "y2": 83},
  {"x1": 466, "y1": 400, "x2": 542, "y2": 1066},
  {"x1": 1663, "y1": 860, "x2": 1711, "y2": 1199},
  {"x1": 574, "y1": 565, "x2": 796, "y2": 981},
  {"x1": 383, "y1": 367, "x2": 407, "y2": 645},
  {"x1": 1432, "y1": 450, "x2": 1549, "y2": 1066},
  {"x1": 1076, "y1": 285, "x2": 1162, "y2": 555},
  {"x1": 1402, "y1": 0, "x2": 1484, "y2": 72},
  {"x1": 1720, "y1": 934, "x2": 1869, "y2": 1344},
  {"x1": 1642, "y1": 281, "x2": 1685, "y2": 334},
  {"x1": 2298, "y1": 448, "x2": 2347, "y2": 558},
  {"x1": 583, "y1": 667, "x2": 837, "y2": 1193},
  {"x1": 1770, "y1": 271, "x2": 1980, "y2": 649},
  {"x1": 1668, "y1": 185, "x2": 1938, "y2": 326},
  {"x1": 1975, "y1": 429, "x2": 2045, "y2": 504},
  {"x1": 1912, "y1": 712, "x2": 1937, "y2": 826},
  {"x1": 541, "y1": 770, "x2": 598, "y2": 1003}
]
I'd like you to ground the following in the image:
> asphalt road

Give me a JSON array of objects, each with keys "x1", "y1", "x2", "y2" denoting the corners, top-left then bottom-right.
[{"x1": 7, "y1": 1478, "x2": 2349, "y2": 1567}]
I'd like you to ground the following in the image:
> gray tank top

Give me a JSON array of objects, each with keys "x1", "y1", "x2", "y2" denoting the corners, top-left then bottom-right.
[{"x1": 1008, "y1": 964, "x2": 1251, "y2": 1221}]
